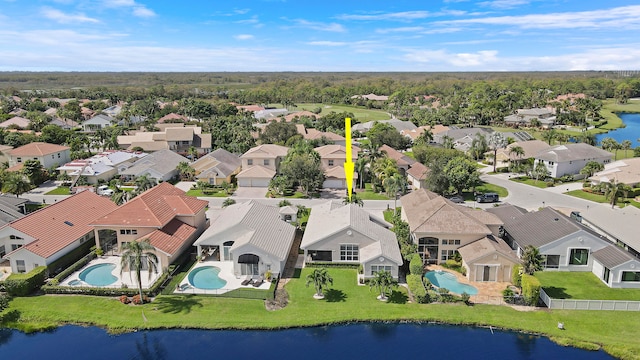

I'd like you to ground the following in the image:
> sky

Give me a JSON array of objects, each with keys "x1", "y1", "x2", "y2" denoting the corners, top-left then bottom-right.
[{"x1": 1, "y1": 0, "x2": 640, "y2": 72}]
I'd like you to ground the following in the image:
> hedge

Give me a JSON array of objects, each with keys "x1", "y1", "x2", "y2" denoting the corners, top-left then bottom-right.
[
  {"x1": 511, "y1": 264, "x2": 522, "y2": 287},
  {"x1": 409, "y1": 253, "x2": 423, "y2": 275},
  {"x1": 406, "y1": 274, "x2": 426, "y2": 300},
  {"x1": 521, "y1": 274, "x2": 541, "y2": 306},
  {"x1": 47, "y1": 240, "x2": 94, "y2": 276},
  {"x1": 4, "y1": 266, "x2": 47, "y2": 296},
  {"x1": 42, "y1": 270, "x2": 170, "y2": 297},
  {"x1": 304, "y1": 262, "x2": 359, "y2": 269},
  {"x1": 54, "y1": 251, "x2": 97, "y2": 282}
]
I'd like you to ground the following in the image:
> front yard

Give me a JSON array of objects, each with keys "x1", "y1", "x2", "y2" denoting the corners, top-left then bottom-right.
[
  {"x1": 45, "y1": 187, "x2": 71, "y2": 195},
  {"x1": 565, "y1": 189, "x2": 640, "y2": 209},
  {"x1": 535, "y1": 271, "x2": 640, "y2": 301}
]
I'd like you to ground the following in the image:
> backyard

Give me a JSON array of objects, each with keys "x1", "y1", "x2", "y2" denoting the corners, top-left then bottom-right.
[
  {"x1": 535, "y1": 271, "x2": 640, "y2": 301},
  {"x1": 292, "y1": 103, "x2": 390, "y2": 122},
  {"x1": 3, "y1": 268, "x2": 640, "y2": 358}
]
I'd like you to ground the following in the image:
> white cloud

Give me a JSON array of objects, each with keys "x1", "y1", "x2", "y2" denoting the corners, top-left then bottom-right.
[
  {"x1": 306, "y1": 41, "x2": 347, "y2": 46},
  {"x1": 234, "y1": 34, "x2": 254, "y2": 40},
  {"x1": 478, "y1": 0, "x2": 530, "y2": 9},
  {"x1": 404, "y1": 49, "x2": 500, "y2": 67},
  {"x1": 132, "y1": 6, "x2": 155, "y2": 18},
  {"x1": 376, "y1": 26, "x2": 425, "y2": 34},
  {"x1": 438, "y1": 5, "x2": 640, "y2": 30},
  {"x1": 289, "y1": 19, "x2": 346, "y2": 32},
  {"x1": 337, "y1": 10, "x2": 471, "y2": 22},
  {"x1": 41, "y1": 7, "x2": 100, "y2": 24},
  {"x1": 103, "y1": 0, "x2": 135, "y2": 7}
]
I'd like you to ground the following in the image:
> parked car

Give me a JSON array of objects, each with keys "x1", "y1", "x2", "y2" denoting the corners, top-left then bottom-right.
[
  {"x1": 476, "y1": 192, "x2": 499, "y2": 203},
  {"x1": 447, "y1": 195, "x2": 465, "y2": 204},
  {"x1": 97, "y1": 185, "x2": 114, "y2": 196}
]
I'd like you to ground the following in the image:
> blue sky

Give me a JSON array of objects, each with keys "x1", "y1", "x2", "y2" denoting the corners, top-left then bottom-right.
[{"x1": 1, "y1": 0, "x2": 639, "y2": 71}]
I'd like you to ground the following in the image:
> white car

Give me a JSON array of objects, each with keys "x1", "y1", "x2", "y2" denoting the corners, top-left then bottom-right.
[{"x1": 97, "y1": 185, "x2": 114, "y2": 196}]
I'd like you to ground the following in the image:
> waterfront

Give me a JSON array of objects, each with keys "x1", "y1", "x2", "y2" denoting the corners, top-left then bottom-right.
[{"x1": 597, "y1": 113, "x2": 640, "y2": 148}]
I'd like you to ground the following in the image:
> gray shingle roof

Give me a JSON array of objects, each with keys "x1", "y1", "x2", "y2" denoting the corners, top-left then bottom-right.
[
  {"x1": 119, "y1": 149, "x2": 188, "y2": 177},
  {"x1": 496, "y1": 207, "x2": 587, "y2": 248},
  {"x1": 457, "y1": 235, "x2": 519, "y2": 264},
  {"x1": 195, "y1": 201, "x2": 295, "y2": 261},
  {"x1": 192, "y1": 148, "x2": 241, "y2": 178},
  {"x1": 535, "y1": 143, "x2": 612, "y2": 163},
  {"x1": 592, "y1": 245, "x2": 636, "y2": 269}
]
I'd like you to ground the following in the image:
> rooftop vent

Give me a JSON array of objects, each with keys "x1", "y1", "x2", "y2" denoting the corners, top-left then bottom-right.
[{"x1": 64, "y1": 221, "x2": 74, "y2": 226}]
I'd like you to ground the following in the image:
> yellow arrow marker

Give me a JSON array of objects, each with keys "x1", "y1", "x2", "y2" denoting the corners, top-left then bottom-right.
[{"x1": 344, "y1": 117, "x2": 355, "y2": 200}]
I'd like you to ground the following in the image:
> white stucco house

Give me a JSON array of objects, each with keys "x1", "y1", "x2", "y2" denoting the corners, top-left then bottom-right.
[
  {"x1": 193, "y1": 201, "x2": 296, "y2": 278},
  {"x1": 533, "y1": 143, "x2": 613, "y2": 178},
  {"x1": 7, "y1": 142, "x2": 71, "y2": 171},
  {"x1": 301, "y1": 201, "x2": 403, "y2": 280},
  {"x1": 592, "y1": 245, "x2": 640, "y2": 289}
]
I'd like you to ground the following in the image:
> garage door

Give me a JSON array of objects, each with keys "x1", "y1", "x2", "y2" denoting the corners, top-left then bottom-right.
[
  {"x1": 323, "y1": 179, "x2": 345, "y2": 189},
  {"x1": 238, "y1": 178, "x2": 270, "y2": 187}
]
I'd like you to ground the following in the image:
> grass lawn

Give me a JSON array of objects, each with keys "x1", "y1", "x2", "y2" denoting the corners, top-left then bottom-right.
[
  {"x1": 356, "y1": 183, "x2": 390, "y2": 200},
  {"x1": 3, "y1": 268, "x2": 640, "y2": 359},
  {"x1": 565, "y1": 189, "x2": 633, "y2": 208},
  {"x1": 293, "y1": 103, "x2": 390, "y2": 122},
  {"x1": 510, "y1": 177, "x2": 551, "y2": 189},
  {"x1": 185, "y1": 189, "x2": 232, "y2": 197},
  {"x1": 45, "y1": 187, "x2": 71, "y2": 195},
  {"x1": 473, "y1": 182, "x2": 509, "y2": 197},
  {"x1": 536, "y1": 271, "x2": 640, "y2": 301}
]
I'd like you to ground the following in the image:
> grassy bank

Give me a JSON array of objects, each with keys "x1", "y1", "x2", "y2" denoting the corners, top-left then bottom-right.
[
  {"x1": 2, "y1": 268, "x2": 640, "y2": 359},
  {"x1": 536, "y1": 272, "x2": 640, "y2": 301},
  {"x1": 293, "y1": 103, "x2": 389, "y2": 122}
]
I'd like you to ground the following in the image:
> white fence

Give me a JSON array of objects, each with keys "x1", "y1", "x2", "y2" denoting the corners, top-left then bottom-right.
[{"x1": 540, "y1": 289, "x2": 640, "y2": 311}]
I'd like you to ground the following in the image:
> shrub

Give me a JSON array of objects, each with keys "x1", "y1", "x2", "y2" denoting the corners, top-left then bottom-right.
[
  {"x1": 521, "y1": 274, "x2": 541, "y2": 306},
  {"x1": 54, "y1": 251, "x2": 97, "y2": 282},
  {"x1": 119, "y1": 295, "x2": 131, "y2": 304},
  {"x1": 502, "y1": 287, "x2": 515, "y2": 304},
  {"x1": 4, "y1": 266, "x2": 47, "y2": 296},
  {"x1": 511, "y1": 265, "x2": 522, "y2": 287},
  {"x1": 461, "y1": 292, "x2": 471, "y2": 305},
  {"x1": 406, "y1": 274, "x2": 426, "y2": 300},
  {"x1": 0, "y1": 292, "x2": 10, "y2": 312},
  {"x1": 131, "y1": 294, "x2": 151, "y2": 305},
  {"x1": 409, "y1": 253, "x2": 423, "y2": 275},
  {"x1": 95, "y1": 248, "x2": 104, "y2": 257},
  {"x1": 437, "y1": 287, "x2": 454, "y2": 303}
]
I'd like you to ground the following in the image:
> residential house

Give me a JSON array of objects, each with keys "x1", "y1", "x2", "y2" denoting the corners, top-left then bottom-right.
[
  {"x1": 1, "y1": 191, "x2": 118, "y2": 274},
  {"x1": 379, "y1": 144, "x2": 416, "y2": 174},
  {"x1": 82, "y1": 114, "x2": 113, "y2": 132},
  {"x1": 191, "y1": 148, "x2": 242, "y2": 185},
  {"x1": 406, "y1": 162, "x2": 429, "y2": 190},
  {"x1": 157, "y1": 113, "x2": 187, "y2": 124},
  {"x1": 315, "y1": 144, "x2": 359, "y2": 189},
  {"x1": 592, "y1": 245, "x2": 640, "y2": 289},
  {"x1": 237, "y1": 144, "x2": 289, "y2": 187},
  {"x1": 352, "y1": 119, "x2": 417, "y2": 134},
  {"x1": 504, "y1": 108, "x2": 557, "y2": 128},
  {"x1": 102, "y1": 105, "x2": 122, "y2": 117},
  {"x1": 7, "y1": 142, "x2": 71, "y2": 171},
  {"x1": 494, "y1": 140, "x2": 551, "y2": 163},
  {"x1": 570, "y1": 205, "x2": 640, "y2": 258},
  {"x1": 533, "y1": 143, "x2": 613, "y2": 178},
  {"x1": 284, "y1": 111, "x2": 319, "y2": 123},
  {"x1": 296, "y1": 124, "x2": 346, "y2": 146},
  {"x1": 0, "y1": 116, "x2": 30, "y2": 129},
  {"x1": 487, "y1": 205, "x2": 613, "y2": 272},
  {"x1": 56, "y1": 150, "x2": 148, "y2": 185},
  {"x1": 400, "y1": 189, "x2": 517, "y2": 282},
  {"x1": 589, "y1": 158, "x2": 640, "y2": 187},
  {"x1": 0, "y1": 195, "x2": 27, "y2": 228},
  {"x1": 301, "y1": 201, "x2": 403, "y2": 280},
  {"x1": 401, "y1": 125, "x2": 449, "y2": 142},
  {"x1": 193, "y1": 201, "x2": 296, "y2": 277},
  {"x1": 91, "y1": 183, "x2": 209, "y2": 271},
  {"x1": 254, "y1": 108, "x2": 288, "y2": 121},
  {"x1": 433, "y1": 127, "x2": 494, "y2": 152},
  {"x1": 0, "y1": 145, "x2": 13, "y2": 164},
  {"x1": 118, "y1": 149, "x2": 189, "y2": 183},
  {"x1": 117, "y1": 125, "x2": 212, "y2": 155}
]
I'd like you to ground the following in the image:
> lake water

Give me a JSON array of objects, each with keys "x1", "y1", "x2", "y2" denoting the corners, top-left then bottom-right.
[
  {"x1": 0, "y1": 323, "x2": 614, "y2": 359},
  {"x1": 596, "y1": 112, "x2": 640, "y2": 147}
]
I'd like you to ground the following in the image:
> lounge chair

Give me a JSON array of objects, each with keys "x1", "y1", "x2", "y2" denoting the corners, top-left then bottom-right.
[
  {"x1": 252, "y1": 276, "x2": 264, "y2": 287},
  {"x1": 241, "y1": 276, "x2": 253, "y2": 286}
]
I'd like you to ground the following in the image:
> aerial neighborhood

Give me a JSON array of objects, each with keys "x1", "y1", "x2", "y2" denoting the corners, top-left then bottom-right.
[{"x1": 1, "y1": 74, "x2": 640, "y2": 358}]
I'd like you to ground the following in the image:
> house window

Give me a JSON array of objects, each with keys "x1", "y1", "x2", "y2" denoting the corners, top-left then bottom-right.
[
  {"x1": 454, "y1": 240, "x2": 460, "y2": 245},
  {"x1": 223, "y1": 241, "x2": 234, "y2": 261},
  {"x1": 16, "y1": 260, "x2": 26, "y2": 273},
  {"x1": 441, "y1": 250, "x2": 457, "y2": 261},
  {"x1": 11, "y1": 244, "x2": 22, "y2": 251},
  {"x1": 58, "y1": 153, "x2": 61, "y2": 158},
  {"x1": 328, "y1": 160, "x2": 334, "y2": 166},
  {"x1": 120, "y1": 229, "x2": 138, "y2": 235},
  {"x1": 621, "y1": 271, "x2": 640, "y2": 282},
  {"x1": 247, "y1": 159, "x2": 253, "y2": 166},
  {"x1": 603, "y1": 267, "x2": 611, "y2": 283},
  {"x1": 10, "y1": 235, "x2": 23, "y2": 240},
  {"x1": 340, "y1": 244, "x2": 359, "y2": 261},
  {"x1": 263, "y1": 159, "x2": 270, "y2": 166},
  {"x1": 51, "y1": 155, "x2": 55, "y2": 159},
  {"x1": 17, "y1": 157, "x2": 22, "y2": 163},
  {"x1": 542, "y1": 255, "x2": 560, "y2": 269},
  {"x1": 370, "y1": 265, "x2": 393, "y2": 276},
  {"x1": 182, "y1": 141, "x2": 190, "y2": 145},
  {"x1": 309, "y1": 250, "x2": 332, "y2": 261},
  {"x1": 569, "y1": 248, "x2": 589, "y2": 265}
]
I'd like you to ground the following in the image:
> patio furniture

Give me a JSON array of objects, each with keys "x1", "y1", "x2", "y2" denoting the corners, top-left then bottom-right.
[
  {"x1": 241, "y1": 276, "x2": 253, "y2": 286},
  {"x1": 252, "y1": 276, "x2": 264, "y2": 287}
]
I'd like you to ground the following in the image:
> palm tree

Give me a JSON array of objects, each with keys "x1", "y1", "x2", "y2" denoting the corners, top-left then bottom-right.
[
  {"x1": 134, "y1": 174, "x2": 156, "y2": 194},
  {"x1": 508, "y1": 145, "x2": 525, "y2": 163},
  {"x1": 369, "y1": 270, "x2": 397, "y2": 301},
  {"x1": 176, "y1": 161, "x2": 195, "y2": 181},
  {"x1": 383, "y1": 173, "x2": 405, "y2": 209},
  {"x1": 603, "y1": 180, "x2": 630, "y2": 209},
  {"x1": 187, "y1": 146, "x2": 198, "y2": 161},
  {"x1": 442, "y1": 135, "x2": 455, "y2": 150},
  {"x1": 120, "y1": 239, "x2": 158, "y2": 304},
  {"x1": 2, "y1": 172, "x2": 31, "y2": 198},
  {"x1": 621, "y1": 140, "x2": 632, "y2": 158},
  {"x1": 220, "y1": 181, "x2": 231, "y2": 195},
  {"x1": 488, "y1": 132, "x2": 507, "y2": 173},
  {"x1": 343, "y1": 193, "x2": 364, "y2": 207},
  {"x1": 542, "y1": 129, "x2": 557, "y2": 145},
  {"x1": 305, "y1": 268, "x2": 333, "y2": 299},
  {"x1": 521, "y1": 245, "x2": 543, "y2": 275},
  {"x1": 355, "y1": 156, "x2": 368, "y2": 189},
  {"x1": 222, "y1": 198, "x2": 236, "y2": 208}
]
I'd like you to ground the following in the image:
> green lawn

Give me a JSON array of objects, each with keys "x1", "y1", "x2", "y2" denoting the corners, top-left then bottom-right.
[
  {"x1": 45, "y1": 187, "x2": 71, "y2": 195},
  {"x1": 536, "y1": 271, "x2": 640, "y2": 301},
  {"x1": 3, "y1": 268, "x2": 640, "y2": 359},
  {"x1": 565, "y1": 189, "x2": 632, "y2": 208},
  {"x1": 293, "y1": 103, "x2": 390, "y2": 122},
  {"x1": 185, "y1": 189, "x2": 232, "y2": 197},
  {"x1": 510, "y1": 177, "x2": 551, "y2": 189},
  {"x1": 357, "y1": 183, "x2": 390, "y2": 200},
  {"x1": 473, "y1": 182, "x2": 509, "y2": 197}
]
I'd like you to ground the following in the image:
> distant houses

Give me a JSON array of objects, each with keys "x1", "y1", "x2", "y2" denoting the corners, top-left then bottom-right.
[{"x1": 533, "y1": 143, "x2": 613, "y2": 178}]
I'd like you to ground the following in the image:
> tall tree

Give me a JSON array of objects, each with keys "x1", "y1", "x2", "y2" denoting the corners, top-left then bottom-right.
[
  {"x1": 120, "y1": 239, "x2": 158, "y2": 304},
  {"x1": 603, "y1": 180, "x2": 630, "y2": 209},
  {"x1": 305, "y1": 267, "x2": 333, "y2": 299},
  {"x1": 176, "y1": 162, "x2": 195, "y2": 181},
  {"x1": 369, "y1": 270, "x2": 397, "y2": 301},
  {"x1": 280, "y1": 146, "x2": 324, "y2": 196},
  {"x1": 533, "y1": 161, "x2": 550, "y2": 183},
  {"x1": 355, "y1": 156, "x2": 368, "y2": 189},
  {"x1": 21, "y1": 159, "x2": 46, "y2": 186},
  {"x1": 521, "y1": 245, "x2": 543, "y2": 275},
  {"x1": 443, "y1": 156, "x2": 480, "y2": 195},
  {"x1": 579, "y1": 161, "x2": 604, "y2": 178},
  {"x1": 2, "y1": 172, "x2": 31, "y2": 197},
  {"x1": 259, "y1": 121, "x2": 298, "y2": 145},
  {"x1": 134, "y1": 174, "x2": 156, "y2": 194},
  {"x1": 542, "y1": 129, "x2": 557, "y2": 145},
  {"x1": 621, "y1": 140, "x2": 632, "y2": 158},
  {"x1": 487, "y1": 132, "x2": 507, "y2": 173},
  {"x1": 342, "y1": 193, "x2": 364, "y2": 207}
]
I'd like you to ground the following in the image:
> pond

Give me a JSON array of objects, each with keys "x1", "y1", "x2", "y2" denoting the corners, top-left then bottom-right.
[
  {"x1": 596, "y1": 112, "x2": 640, "y2": 147},
  {"x1": 0, "y1": 323, "x2": 614, "y2": 359}
]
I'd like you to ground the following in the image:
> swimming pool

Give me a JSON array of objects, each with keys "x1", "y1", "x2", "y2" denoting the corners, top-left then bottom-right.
[
  {"x1": 188, "y1": 266, "x2": 227, "y2": 290},
  {"x1": 78, "y1": 263, "x2": 117, "y2": 287},
  {"x1": 425, "y1": 270, "x2": 478, "y2": 295}
]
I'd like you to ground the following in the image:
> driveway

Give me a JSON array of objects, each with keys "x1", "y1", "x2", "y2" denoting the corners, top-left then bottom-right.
[
  {"x1": 232, "y1": 187, "x2": 269, "y2": 199},
  {"x1": 174, "y1": 181, "x2": 195, "y2": 192}
]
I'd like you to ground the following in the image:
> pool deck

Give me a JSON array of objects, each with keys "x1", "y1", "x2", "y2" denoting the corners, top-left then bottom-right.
[
  {"x1": 174, "y1": 260, "x2": 272, "y2": 295},
  {"x1": 425, "y1": 265, "x2": 513, "y2": 305},
  {"x1": 60, "y1": 256, "x2": 160, "y2": 289}
]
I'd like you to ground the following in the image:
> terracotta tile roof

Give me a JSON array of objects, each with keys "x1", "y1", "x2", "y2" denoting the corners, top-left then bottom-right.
[
  {"x1": 8, "y1": 191, "x2": 118, "y2": 259},
  {"x1": 9, "y1": 142, "x2": 70, "y2": 157},
  {"x1": 145, "y1": 219, "x2": 197, "y2": 256},
  {"x1": 285, "y1": 111, "x2": 318, "y2": 122},
  {"x1": 6, "y1": 163, "x2": 23, "y2": 172},
  {"x1": 407, "y1": 162, "x2": 429, "y2": 180},
  {"x1": 91, "y1": 182, "x2": 207, "y2": 227},
  {"x1": 457, "y1": 236, "x2": 518, "y2": 264},
  {"x1": 379, "y1": 145, "x2": 416, "y2": 166}
]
